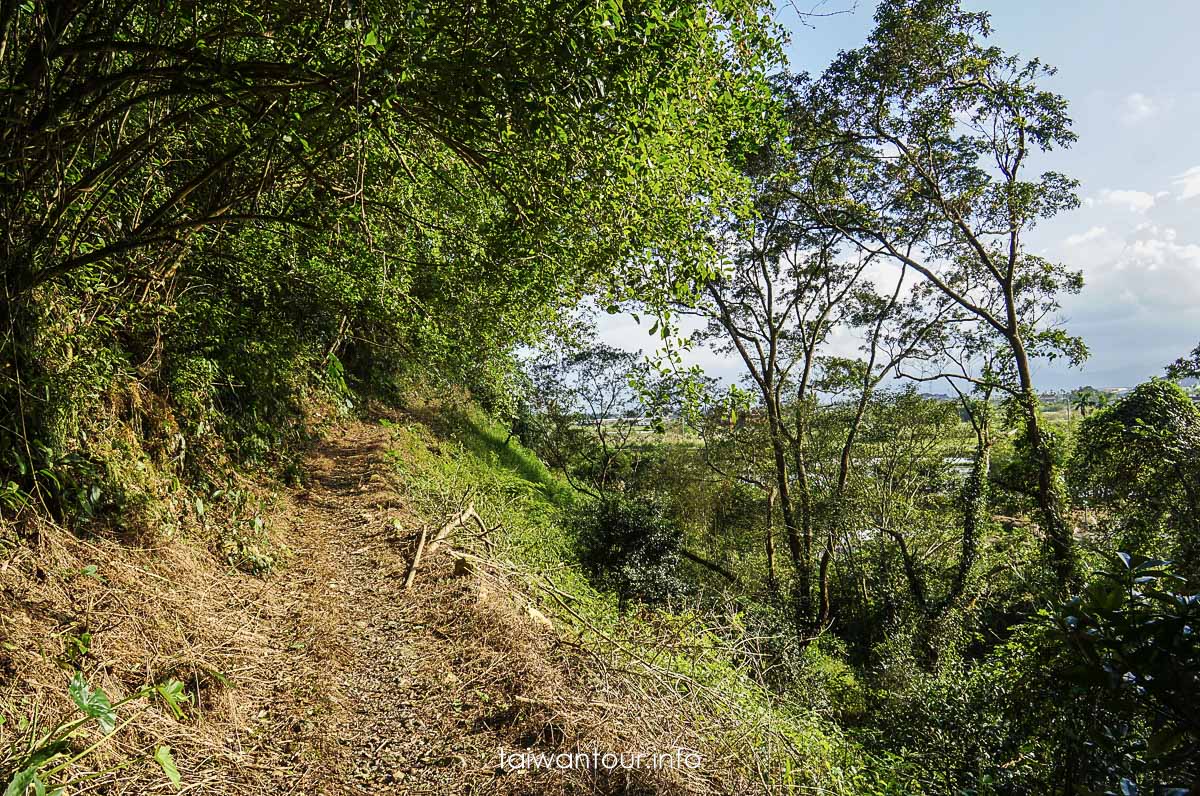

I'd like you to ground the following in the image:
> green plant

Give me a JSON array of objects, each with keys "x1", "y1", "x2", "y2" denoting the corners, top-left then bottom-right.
[
  {"x1": 576, "y1": 494, "x2": 689, "y2": 610},
  {"x1": 219, "y1": 516, "x2": 277, "y2": 576},
  {"x1": 1069, "y1": 381, "x2": 1200, "y2": 578},
  {"x1": 1044, "y1": 554, "x2": 1199, "y2": 793},
  {"x1": 1, "y1": 674, "x2": 189, "y2": 795}
]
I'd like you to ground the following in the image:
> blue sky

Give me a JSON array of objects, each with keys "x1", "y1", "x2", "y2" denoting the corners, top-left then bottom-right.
[{"x1": 602, "y1": 0, "x2": 1200, "y2": 391}]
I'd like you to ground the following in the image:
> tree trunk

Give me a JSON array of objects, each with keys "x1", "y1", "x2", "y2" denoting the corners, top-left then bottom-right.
[
  {"x1": 816, "y1": 379, "x2": 875, "y2": 629},
  {"x1": 680, "y1": 548, "x2": 741, "y2": 585},
  {"x1": 1010, "y1": 333, "x2": 1077, "y2": 589},
  {"x1": 948, "y1": 439, "x2": 989, "y2": 607},
  {"x1": 767, "y1": 409, "x2": 812, "y2": 631},
  {"x1": 765, "y1": 487, "x2": 780, "y2": 601},
  {"x1": 914, "y1": 436, "x2": 991, "y2": 670},
  {"x1": 816, "y1": 542, "x2": 832, "y2": 628},
  {"x1": 898, "y1": 532, "x2": 928, "y2": 612}
]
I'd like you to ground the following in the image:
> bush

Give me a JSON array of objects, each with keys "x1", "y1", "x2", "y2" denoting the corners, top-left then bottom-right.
[
  {"x1": 1043, "y1": 553, "x2": 1200, "y2": 793},
  {"x1": 1068, "y1": 380, "x2": 1200, "y2": 577},
  {"x1": 576, "y1": 495, "x2": 689, "y2": 610}
]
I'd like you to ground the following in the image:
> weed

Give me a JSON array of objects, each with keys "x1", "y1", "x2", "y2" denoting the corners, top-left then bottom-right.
[
  {"x1": 0, "y1": 673, "x2": 189, "y2": 795},
  {"x1": 219, "y1": 516, "x2": 277, "y2": 575}
]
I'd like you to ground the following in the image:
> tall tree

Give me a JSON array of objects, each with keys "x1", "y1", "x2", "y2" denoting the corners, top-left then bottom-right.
[
  {"x1": 0, "y1": 0, "x2": 781, "y2": 488},
  {"x1": 675, "y1": 143, "x2": 946, "y2": 631},
  {"x1": 795, "y1": 0, "x2": 1087, "y2": 587},
  {"x1": 691, "y1": 225, "x2": 866, "y2": 630}
]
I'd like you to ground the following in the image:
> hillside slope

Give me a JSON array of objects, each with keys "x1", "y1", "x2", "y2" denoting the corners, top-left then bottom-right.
[{"x1": 4, "y1": 410, "x2": 866, "y2": 795}]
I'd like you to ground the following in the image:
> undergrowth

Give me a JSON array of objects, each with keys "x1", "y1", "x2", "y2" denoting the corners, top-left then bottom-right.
[
  {"x1": 383, "y1": 398, "x2": 921, "y2": 794},
  {"x1": 0, "y1": 674, "x2": 187, "y2": 795}
]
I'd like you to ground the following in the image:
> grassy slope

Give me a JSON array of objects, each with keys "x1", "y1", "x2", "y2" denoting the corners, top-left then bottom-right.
[
  {"x1": 0, "y1": 392, "x2": 921, "y2": 795},
  {"x1": 382, "y1": 396, "x2": 919, "y2": 794}
]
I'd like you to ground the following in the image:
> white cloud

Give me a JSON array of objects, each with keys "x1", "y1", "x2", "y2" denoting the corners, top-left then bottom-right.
[
  {"x1": 1097, "y1": 188, "x2": 1157, "y2": 213},
  {"x1": 1172, "y1": 165, "x2": 1200, "y2": 200},
  {"x1": 1054, "y1": 227, "x2": 1193, "y2": 386},
  {"x1": 1123, "y1": 227, "x2": 1198, "y2": 275},
  {"x1": 1120, "y1": 92, "x2": 1159, "y2": 124},
  {"x1": 1065, "y1": 226, "x2": 1108, "y2": 247},
  {"x1": 1132, "y1": 222, "x2": 1175, "y2": 241},
  {"x1": 1089, "y1": 225, "x2": 1200, "y2": 307}
]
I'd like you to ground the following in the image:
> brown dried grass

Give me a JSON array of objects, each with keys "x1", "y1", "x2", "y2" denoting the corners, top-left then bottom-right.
[{"x1": 1, "y1": 418, "x2": 780, "y2": 796}]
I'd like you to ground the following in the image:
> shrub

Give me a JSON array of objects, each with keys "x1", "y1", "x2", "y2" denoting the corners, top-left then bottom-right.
[{"x1": 576, "y1": 495, "x2": 689, "y2": 610}]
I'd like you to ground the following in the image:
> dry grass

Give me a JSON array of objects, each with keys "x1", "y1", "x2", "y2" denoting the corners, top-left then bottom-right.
[
  {"x1": 1, "y1": 417, "x2": 796, "y2": 796},
  {"x1": 0, "y1": 494, "x2": 316, "y2": 793}
]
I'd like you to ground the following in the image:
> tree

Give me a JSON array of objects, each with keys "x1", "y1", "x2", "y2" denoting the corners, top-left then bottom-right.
[
  {"x1": 672, "y1": 136, "x2": 951, "y2": 633},
  {"x1": 527, "y1": 343, "x2": 654, "y2": 496},
  {"x1": 577, "y1": 493, "x2": 689, "y2": 611},
  {"x1": 796, "y1": 0, "x2": 1086, "y2": 588},
  {"x1": 897, "y1": 288, "x2": 1003, "y2": 640},
  {"x1": 1069, "y1": 380, "x2": 1200, "y2": 579},
  {"x1": 1069, "y1": 386, "x2": 1110, "y2": 419},
  {"x1": 1166, "y1": 342, "x2": 1200, "y2": 382},
  {"x1": 690, "y1": 226, "x2": 870, "y2": 631},
  {"x1": 0, "y1": 0, "x2": 782, "y2": 495},
  {"x1": 1073, "y1": 387, "x2": 1096, "y2": 418}
]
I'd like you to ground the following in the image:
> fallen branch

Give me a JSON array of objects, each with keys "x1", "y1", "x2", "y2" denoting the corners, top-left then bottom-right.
[
  {"x1": 512, "y1": 694, "x2": 626, "y2": 712},
  {"x1": 403, "y1": 503, "x2": 491, "y2": 589},
  {"x1": 402, "y1": 525, "x2": 430, "y2": 590},
  {"x1": 680, "y1": 548, "x2": 741, "y2": 586},
  {"x1": 427, "y1": 505, "x2": 472, "y2": 555}
]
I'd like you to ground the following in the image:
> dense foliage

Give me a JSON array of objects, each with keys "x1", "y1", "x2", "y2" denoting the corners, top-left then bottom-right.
[
  {"x1": 499, "y1": 3, "x2": 1197, "y2": 793},
  {"x1": 576, "y1": 494, "x2": 689, "y2": 609},
  {"x1": 1070, "y1": 381, "x2": 1200, "y2": 578},
  {"x1": 3, "y1": 0, "x2": 1196, "y2": 794},
  {"x1": 0, "y1": 0, "x2": 779, "y2": 510}
]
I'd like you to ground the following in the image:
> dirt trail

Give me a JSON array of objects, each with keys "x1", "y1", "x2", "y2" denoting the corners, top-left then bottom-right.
[
  {"x1": 247, "y1": 419, "x2": 722, "y2": 796},
  {"x1": 2, "y1": 419, "x2": 700, "y2": 796},
  {"x1": 267, "y1": 422, "x2": 556, "y2": 796}
]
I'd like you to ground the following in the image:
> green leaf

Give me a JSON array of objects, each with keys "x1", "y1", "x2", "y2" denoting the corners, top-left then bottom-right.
[
  {"x1": 68, "y1": 672, "x2": 117, "y2": 734},
  {"x1": 3, "y1": 741, "x2": 68, "y2": 796},
  {"x1": 155, "y1": 679, "x2": 191, "y2": 720},
  {"x1": 155, "y1": 745, "x2": 182, "y2": 789},
  {"x1": 1147, "y1": 725, "x2": 1185, "y2": 757}
]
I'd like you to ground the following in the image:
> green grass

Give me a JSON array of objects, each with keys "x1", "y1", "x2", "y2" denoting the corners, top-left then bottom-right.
[
  {"x1": 382, "y1": 401, "x2": 592, "y2": 592},
  {"x1": 377, "y1": 400, "x2": 927, "y2": 794}
]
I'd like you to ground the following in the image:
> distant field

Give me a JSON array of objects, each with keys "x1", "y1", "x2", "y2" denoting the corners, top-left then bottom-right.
[{"x1": 1042, "y1": 407, "x2": 1073, "y2": 424}]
